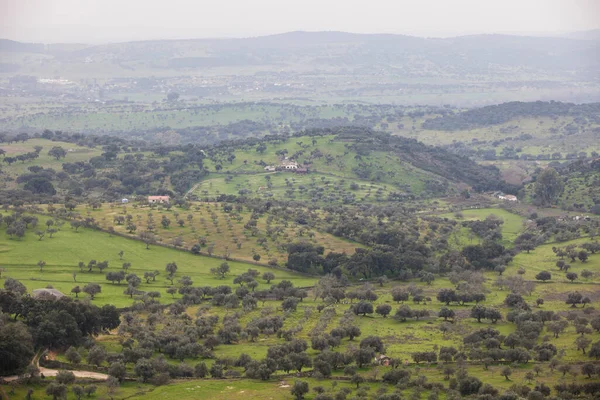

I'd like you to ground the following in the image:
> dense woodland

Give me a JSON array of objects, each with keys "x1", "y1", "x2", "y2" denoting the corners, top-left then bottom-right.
[{"x1": 422, "y1": 102, "x2": 600, "y2": 131}]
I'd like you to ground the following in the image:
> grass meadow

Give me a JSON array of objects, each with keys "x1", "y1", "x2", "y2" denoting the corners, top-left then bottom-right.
[
  {"x1": 0, "y1": 212, "x2": 317, "y2": 307},
  {"x1": 0, "y1": 138, "x2": 103, "y2": 186},
  {"x1": 2, "y1": 206, "x2": 600, "y2": 399},
  {"x1": 83, "y1": 202, "x2": 361, "y2": 265},
  {"x1": 440, "y1": 207, "x2": 525, "y2": 247}
]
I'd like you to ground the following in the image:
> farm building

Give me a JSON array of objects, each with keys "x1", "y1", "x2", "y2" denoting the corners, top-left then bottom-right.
[
  {"x1": 148, "y1": 195, "x2": 170, "y2": 204},
  {"x1": 121, "y1": 198, "x2": 129, "y2": 204},
  {"x1": 498, "y1": 194, "x2": 518, "y2": 202},
  {"x1": 280, "y1": 160, "x2": 298, "y2": 170}
]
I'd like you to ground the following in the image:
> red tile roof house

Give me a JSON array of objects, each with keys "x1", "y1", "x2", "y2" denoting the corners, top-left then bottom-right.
[{"x1": 148, "y1": 195, "x2": 170, "y2": 204}]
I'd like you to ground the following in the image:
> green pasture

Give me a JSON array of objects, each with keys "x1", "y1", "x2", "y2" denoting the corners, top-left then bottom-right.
[
  {"x1": 0, "y1": 104, "x2": 355, "y2": 134},
  {"x1": 4, "y1": 239, "x2": 600, "y2": 398},
  {"x1": 6, "y1": 361, "x2": 597, "y2": 400},
  {"x1": 440, "y1": 207, "x2": 525, "y2": 246},
  {"x1": 193, "y1": 172, "x2": 392, "y2": 204},
  {"x1": 0, "y1": 138, "x2": 103, "y2": 178},
  {"x1": 88, "y1": 202, "x2": 360, "y2": 265},
  {"x1": 203, "y1": 134, "x2": 436, "y2": 195},
  {"x1": 0, "y1": 213, "x2": 317, "y2": 307},
  {"x1": 4, "y1": 380, "x2": 149, "y2": 400},
  {"x1": 391, "y1": 115, "x2": 600, "y2": 161},
  {"x1": 512, "y1": 237, "x2": 600, "y2": 284}
]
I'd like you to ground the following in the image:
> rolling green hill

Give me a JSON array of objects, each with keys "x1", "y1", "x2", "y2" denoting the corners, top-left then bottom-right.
[
  {"x1": 0, "y1": 128, "x2": 509, "y2": 204},
  {"x1": 194, "y1": 128, "x2": 508, "y2": 203},
  {"x1": 0, "y1": 211, "x2": 316, "y2": 307}
]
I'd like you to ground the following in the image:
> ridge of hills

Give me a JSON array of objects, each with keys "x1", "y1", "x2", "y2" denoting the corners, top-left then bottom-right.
[
  {"x1": 0, "y1": 127, "x2": 508, "y2": 204},
  {"x1": 2, "y1": 31, "x2": 599, "y2": 78}
]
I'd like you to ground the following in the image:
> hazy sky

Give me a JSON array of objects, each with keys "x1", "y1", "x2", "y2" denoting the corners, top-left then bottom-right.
[{"x1": 1, "y1": 0, "x2": 599, "y2": 43}]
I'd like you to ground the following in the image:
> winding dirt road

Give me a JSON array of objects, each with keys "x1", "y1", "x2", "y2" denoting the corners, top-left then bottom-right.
[{"x1": 1, "y1": 350, "x2": 108, "y2": 382}]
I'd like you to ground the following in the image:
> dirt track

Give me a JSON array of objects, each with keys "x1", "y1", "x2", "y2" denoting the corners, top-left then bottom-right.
[{"x1": 1, "y1": 350, "x2": 108, "y2": 382}]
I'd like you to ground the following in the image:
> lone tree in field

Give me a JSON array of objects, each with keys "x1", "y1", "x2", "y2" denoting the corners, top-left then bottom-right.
[
  {"x1": 71, "y1": 286, "x2": 81, "y2": 298},
  {"x1": 139, "y1": 231, "x2": 156, "y2": 249},
  {"x1": 575, "y1": 336, "x2": 592, "y2": 354},
  {"x1": 501, "y1": 366, "x2": 512, "y2": 380},
  {"x1": 48, "y1": 146, "x2": 67, "y2": 160},
  {"x1": 582, "y1": 363, "x2": 596, "y2": 378},
  {"x1": 65, "y1": 347, "x2": 82, "y2": 365},
  {"x1": 166, "y1": 287, "x2": 177, "y2": 298},
  {"x1": 97, "y1": 261, "x2": 109, "y2": 273},
  {"x1": 83, "y1": 283, "x2": 101, "y2": 300},
  {"x1": 211, "y1": 262, "x2": 230, "y2": 279},
  {"x1": 581, "y1": 270, "x2": 593, "y2": 279},
  {"x1": 262, "y1": 272, "x2": 275, "y2": 283},
  {"x1": 566, "y1": 272, "x2": 578, "y2": 282},
  {"x1": 535, "y1": 271, "x2": 551, "y2": 282},
  {"x1": 354, "y1": 301, "x2": 374, "y2": 317},
  {"x1": 438, "y1": 307, "x2": 456, "y2": 321},
  {"x1": 165, "y1": 262, "x2": 178, "y2": 282},
  {"x1": 391, "y1": 287, "x2": 409, "y2": 303},
  {"x1": 566, "y1": 292, "x2": 583, "y2": 307},
  {"x1": 351, "y1": 373, "x2": 365, "y2": 388},
  {"x1": 291, "y1": 381, "x2": 309, "y2": 400},
  {"x1": 46, "y1": 383, "x2": 67, "y2": 400},
  {"x1": 37, "y1": 260, "x2": 46, "y2": 272},
  {"x1": 106, "y1": 271, "x2": 126, "y2": 284},
  {"x1": 376, "y1": 304, "x2": 392, "y2": 318}
]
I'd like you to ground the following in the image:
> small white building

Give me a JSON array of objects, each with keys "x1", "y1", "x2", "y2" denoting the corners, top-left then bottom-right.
[
  {"x1": 498, "y1": 194, "x2": 518, "y2": 202},
  {"x1": 281, "y1": 160, "x2": 299, "y2": 170},
  {"x1": 148, "y1": 195, "x2": 170, "y2": 204},
  {"x1": 121, "y1": 198, "x2": 129, "y2": 204},
  {"x1": 264, "y1": 166, "x2": 276, "y2": 171}
]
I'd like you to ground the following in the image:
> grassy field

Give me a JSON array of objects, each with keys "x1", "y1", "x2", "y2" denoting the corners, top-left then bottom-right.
[
  {"x1": 3, "y1": 218, "x2": 600, "y2": 398},
  {"x1": 0, "y1": 212, "x2": 317, "y2": 307},
  {"x1": 0, "y1": 138, "x2": 103, "y2": 186},
  {"x1": 36, "y1": 269, "x2": 600, "y2": 398},
  {"x1": 392, "y1": 115, "x2": 600, "y2": 158},
  {"x1": 6, "y1": 361, "x2": 600, "y2": 400},
  {"x1": 80, "y1": 264, "x2": 600, "y2": 364},
  {"x1": 512, "y1": 237, "x2": 600, "y2": 285},
  {"x1": 2, "y1": 209, "x2": 595, "y2": 360},
  {"x1": 84, "y1": 202, "x2": 361, "y2": 264},
  {"x1": 439, "y1": 207, "x2": 525, "y2": 247},
  {"x1": 0, "y1": 103, "x2": 361, "y2": 134},
  {"x1": 193, "y1": 172, "x2": 393, "y2": 204},
  {"x1": 210, "y1": 135, "x2": 435, "y2": 189}
]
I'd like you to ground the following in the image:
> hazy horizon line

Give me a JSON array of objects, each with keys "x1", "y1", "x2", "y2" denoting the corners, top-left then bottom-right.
[{"x1": 2, "y1": 28, "x2": 599, "y2": 46}]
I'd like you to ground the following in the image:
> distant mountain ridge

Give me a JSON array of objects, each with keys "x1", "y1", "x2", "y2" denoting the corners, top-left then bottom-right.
[
  {"x1": 559, "y1": 29, "x2": 600, "y2": 41},
  {"x1": 1, "y1": 31, "x2": 599, "y2": 78}
]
